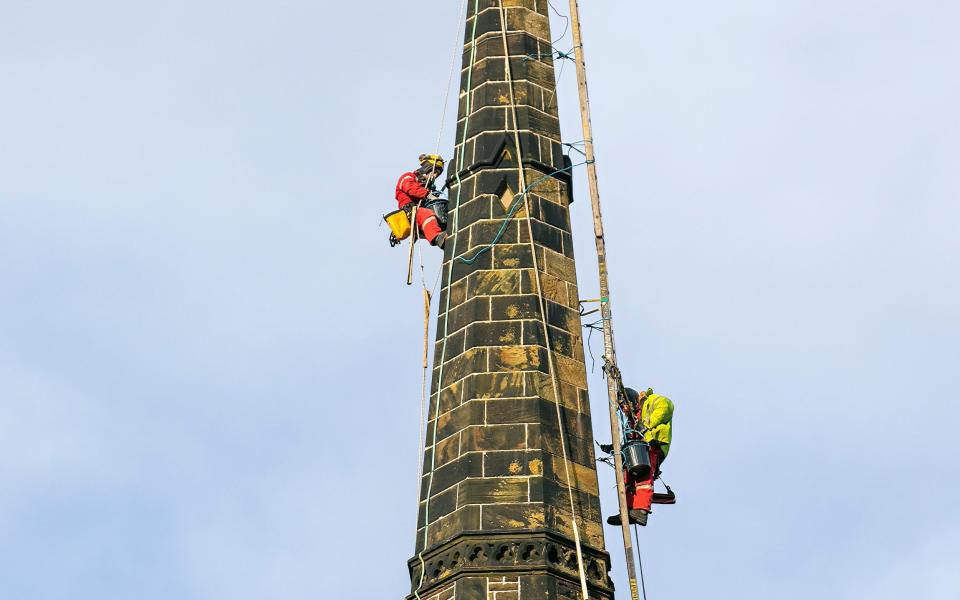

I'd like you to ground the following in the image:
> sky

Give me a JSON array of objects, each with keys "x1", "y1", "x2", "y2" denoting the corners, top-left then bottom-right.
[{"x1": 1, "y1": 1, "x2": 958, "y2": 598}]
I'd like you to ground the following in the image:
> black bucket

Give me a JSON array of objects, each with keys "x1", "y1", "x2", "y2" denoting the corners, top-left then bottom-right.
[{"x1": 623, "y1": 440, "x2": 652, "y2": 479}]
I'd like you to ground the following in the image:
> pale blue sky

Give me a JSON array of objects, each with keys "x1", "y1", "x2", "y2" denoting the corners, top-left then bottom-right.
[{"x1": 1, "y1": 1, "x2": 958, "y2": 598}]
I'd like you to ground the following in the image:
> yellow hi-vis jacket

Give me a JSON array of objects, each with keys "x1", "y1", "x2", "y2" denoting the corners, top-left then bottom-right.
[{"x1": 641, "y1": 393, "x2": 674, "y2": 458}]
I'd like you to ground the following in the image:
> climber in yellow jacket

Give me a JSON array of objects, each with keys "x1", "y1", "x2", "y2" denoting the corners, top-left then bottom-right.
[{"x1": 605, "y1": 387, "x2": 675, "y2": 527}]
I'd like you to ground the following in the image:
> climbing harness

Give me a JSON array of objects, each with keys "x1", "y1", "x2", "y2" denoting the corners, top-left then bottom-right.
[{"x1": 424, "y1": 197, "x2": 448, "y2": 229}]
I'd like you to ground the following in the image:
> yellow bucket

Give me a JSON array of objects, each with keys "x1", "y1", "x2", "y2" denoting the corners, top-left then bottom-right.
[{"x1": 384, "y1": 208, "x2": 412, "y2": 241}]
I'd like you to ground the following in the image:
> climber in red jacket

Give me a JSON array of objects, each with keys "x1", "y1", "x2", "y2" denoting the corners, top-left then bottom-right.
[{"x1": 395, "y1": 154, "x2": 448, "y2": 249}]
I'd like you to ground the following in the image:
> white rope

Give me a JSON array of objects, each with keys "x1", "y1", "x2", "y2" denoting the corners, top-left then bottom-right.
[
  {"x1": 413, "y1": 2, "x2": 481, "y2": 598},
  {"x1": 434, "y1": 0, "x2": 470, "y2": 157},
  {"x1": 496, "y1": 2, "x2": 591, "y2": 598},
  {"x1": 413, "y1": 0, "x2": 470, "y2": 293},
  {"x1": 414, "y1": 287, "x2": 430, "y2": 511},
  {"x1": 414, "y1": 0, "x2": 470, "y2": 506},
  {"x1": 634, "y1": 524, "x2": 649, "y2": 600}
]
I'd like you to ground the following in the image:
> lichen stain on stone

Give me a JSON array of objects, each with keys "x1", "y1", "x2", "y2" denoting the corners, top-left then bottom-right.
[
  {"x1": 493, "y1": 373, "x2": 523, "y2": 396},
  {"x1": 508, "y1": 460, "x2": 523, "y2": 474},
  {"x1": 539, "y1": 274, "x2": 567, "y2": 305},
  {"x1": 528, "y1": 458, "x2": 543, "y2": 475},
  {"x1": 498, "y1": 329, "x2": 517, "y2": 343},
  {"x1": 552, "y1": 336, "x2": 569, "y2": 354},
  {"x1": 498, "y1": 346, "x2": 541, "y2": 369},
  {"x1": 490, "y1": 480, "x2": 527, "y2": 502},
  {"x1": 473, "y1": 271, "x2": 521, "y2": 295},
  {"x1": 505, "y1": 303, "x2": 520, "y2": 318},
  {"x1": 525, "y1": 509, "x2": 545, "y2": 528}
]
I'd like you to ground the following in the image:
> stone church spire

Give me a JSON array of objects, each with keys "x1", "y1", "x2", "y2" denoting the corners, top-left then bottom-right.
[{"x1": 406, "y1": 2, "x2": 613, "y2": 598}]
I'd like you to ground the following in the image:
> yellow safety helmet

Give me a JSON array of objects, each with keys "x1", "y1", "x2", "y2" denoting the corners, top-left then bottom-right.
[{"x1": 419, "y1": 153, "x2": 445, "y2": 172}]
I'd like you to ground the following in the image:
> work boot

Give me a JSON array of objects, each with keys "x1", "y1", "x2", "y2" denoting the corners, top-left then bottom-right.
[
  {"x1": 433, "y1": 232, "x2": 447, "y2": 249},
  {"x1": 606, "y1": 509, "x2": 649, "y2": 527}
]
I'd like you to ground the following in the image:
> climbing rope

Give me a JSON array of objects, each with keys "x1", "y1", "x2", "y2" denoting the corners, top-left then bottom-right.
[
  {"x1": 412, "y1": 1, "x2": 481, "y2": 598},
  {"x1": 409, "y1": 0, "x2": 468, "y2": 289},
  {"x1": 633, "y1": 524, "x2": 649, "y2": 600},
  {"x1": 434, "y1": 0, "x2": 470, "y2": 157},
  {"x1": 411, "y1": 0, "x2": 469, "y2": 505},
  {"x1": 413, "y1": 287, "x2": 431, "y2": 510},
  {"x1": 495, "y1": 1, "x2": 590, "y2": 597},
  {"x1": 411, "y1": 0, "x2": 469, "y2": 504}
]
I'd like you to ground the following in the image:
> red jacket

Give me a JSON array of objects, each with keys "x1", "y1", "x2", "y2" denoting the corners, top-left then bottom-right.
[{"x1": 395, "y1": 171, "x2": 432, "y2": 208}]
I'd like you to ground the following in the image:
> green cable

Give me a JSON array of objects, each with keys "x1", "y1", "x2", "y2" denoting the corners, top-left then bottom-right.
[{"x1": 455, "y1": 160, "x2": 589, "y2": 265}]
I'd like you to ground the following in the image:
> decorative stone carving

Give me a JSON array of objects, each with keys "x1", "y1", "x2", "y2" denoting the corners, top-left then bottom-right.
[{"x1": 408, "y1": 531, "x2": 613, "y2": 598}]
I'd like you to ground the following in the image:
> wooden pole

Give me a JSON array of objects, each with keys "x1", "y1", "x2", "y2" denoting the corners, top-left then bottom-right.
[
  {"x1": 496, "y1": 4, "x2": 590, "y2": 596},
  {"x1": 566, "y1": 1, "x2": 642, "y2": 599},
  {"x1": 406, "y1": 204, "x2": 420, "y2": 285}
]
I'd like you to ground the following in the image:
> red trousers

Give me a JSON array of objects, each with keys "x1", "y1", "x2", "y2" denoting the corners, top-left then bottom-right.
[
  {"x1": 625, "y1": 444, "x2": 662, "y2": 512},
  {"x1": 405, "y1": 205, "x2": 442, "y2": 244}
]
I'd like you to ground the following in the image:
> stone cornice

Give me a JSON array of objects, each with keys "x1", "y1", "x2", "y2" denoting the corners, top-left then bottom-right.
[
  {"x1": 407, "y1": 530, "x2": 613, "y2": 598},
  {"x1": 448, "y1": 133, "x2": 573, "y2": 190}
]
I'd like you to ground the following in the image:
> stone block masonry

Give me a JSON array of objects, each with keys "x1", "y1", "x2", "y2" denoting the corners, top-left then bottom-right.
[{"x1": 405, "y1": 1, "x2": 613, "y2": 598}]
